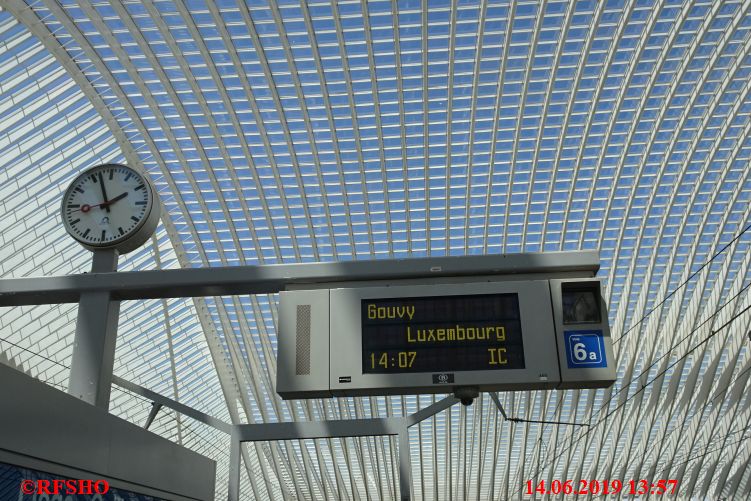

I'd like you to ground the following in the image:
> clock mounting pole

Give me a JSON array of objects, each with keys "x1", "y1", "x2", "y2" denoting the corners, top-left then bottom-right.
[
  {"x1": 68, "y1": 248, "x2": 120, "y2": 409},
  {"x1": 60, "y1": 162, "x2": 159, "y2": 409}
]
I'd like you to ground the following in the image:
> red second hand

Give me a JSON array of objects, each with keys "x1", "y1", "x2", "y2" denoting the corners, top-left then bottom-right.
[
  {"x1": 79, "y1": 202, "x2": 107, "y2": 213},
  {"x1": 75, "y1": 192, "x2": 127, "y2": 213}
]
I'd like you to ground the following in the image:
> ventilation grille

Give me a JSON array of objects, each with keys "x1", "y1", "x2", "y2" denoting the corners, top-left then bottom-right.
[{"x1": 295, "y1": 304, "x2": 311, "y2": 375}]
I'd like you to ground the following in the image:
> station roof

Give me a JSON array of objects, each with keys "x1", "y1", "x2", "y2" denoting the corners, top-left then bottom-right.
[{"x1": 0, "y1": 1, "x2": 750, "y2": 498}]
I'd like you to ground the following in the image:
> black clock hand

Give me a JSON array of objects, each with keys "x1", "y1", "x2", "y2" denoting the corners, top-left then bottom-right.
[
  {"x1": 98, "y1": 172, "x2": 110, "y2": 213},
  {"x1": 106, "y1": 192, "x2": 128, "y2": 205}
]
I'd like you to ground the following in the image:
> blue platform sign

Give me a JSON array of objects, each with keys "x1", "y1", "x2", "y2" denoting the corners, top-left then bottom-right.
[{"x1": 564, "y1": 330, "x2": 607, "y2": 368}]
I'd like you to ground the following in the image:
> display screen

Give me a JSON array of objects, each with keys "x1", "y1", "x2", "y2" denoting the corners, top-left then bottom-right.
[
  {"x1": 562, "y1": 284, "x2": 601, "y2": 324},
  {"x1": 361, "y1": 293, "x2": 525, "y2": 373}
]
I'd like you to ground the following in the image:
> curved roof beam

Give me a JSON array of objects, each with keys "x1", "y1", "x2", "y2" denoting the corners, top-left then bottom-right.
[
  {"x1": 10, "y1": 0, "x2": 260, "y2": 493},
  {"x1": 536, "y1": 0, "x2": 608, "y2": 250},
  {"x1": 481, "y1": 0, "x2": 514, "y2": 254},
  {"x1": 600, "y1": 2, "x2": 751, "y2": 463},
  {"x1": 314, "y1": 1, "x2": 378, "y2": 255}
]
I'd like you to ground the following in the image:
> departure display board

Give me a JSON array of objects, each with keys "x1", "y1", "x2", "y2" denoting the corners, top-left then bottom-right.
[{"x1": 361, "y1": 293, "x2": 525, "y2": 373}]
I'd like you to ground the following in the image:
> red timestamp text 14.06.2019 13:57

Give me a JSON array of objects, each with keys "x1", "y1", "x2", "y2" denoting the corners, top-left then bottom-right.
[{"x1": 525, "y1": 479, "x2": 678, "y2": 496}]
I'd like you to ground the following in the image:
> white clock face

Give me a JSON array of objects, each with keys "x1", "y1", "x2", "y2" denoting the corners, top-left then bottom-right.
[{"x1": 62, "y1": 164, "x2": 155, "y2": 249}]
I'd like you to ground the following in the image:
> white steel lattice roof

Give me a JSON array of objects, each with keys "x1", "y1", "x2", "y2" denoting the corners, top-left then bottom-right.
[{"x1": 0, "y1": 0, "x2": 750, "y2": 499}]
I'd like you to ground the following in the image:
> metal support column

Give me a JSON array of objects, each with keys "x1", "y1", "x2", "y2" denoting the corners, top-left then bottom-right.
[
  {"x1": 68, "y1": 249, "x2": 119, "y2": 409},
  {"x1": 398, "y1": 428, "x2": 413, "y2": 501},
  {"x1": 228, "y1": 429, "x2": 241, "y2": 501},
  {"x1": 143, "y1": 402, "x2": 163, "y2": 430},
  {"x1": 109, "y1": 376, "x2": 461, "y2": 499}
]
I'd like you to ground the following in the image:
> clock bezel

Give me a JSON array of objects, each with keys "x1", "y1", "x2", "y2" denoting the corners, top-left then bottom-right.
[{"x1": 61, "y1": 163, "x2": 160, "y2": 254}]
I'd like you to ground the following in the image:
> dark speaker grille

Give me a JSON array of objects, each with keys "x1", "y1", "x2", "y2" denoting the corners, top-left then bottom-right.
[{"x1": 295, "y1": 305, "x2": 311, "y2": 375}]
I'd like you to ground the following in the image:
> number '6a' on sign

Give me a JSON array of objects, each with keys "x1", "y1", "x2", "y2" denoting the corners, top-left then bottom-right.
[{"x1": 564, "y1": 331, "x2": 608, "y2": 369}]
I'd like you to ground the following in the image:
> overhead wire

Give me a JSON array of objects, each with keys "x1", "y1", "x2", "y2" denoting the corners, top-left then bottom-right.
[
  {"x1": 510, "y1": 227, "x2": 751, "y2": 493},
  {"x1": 501, "y1": 223, "x2": 751, "y2": 495},
  {"x1": 592, "y1": 280, "x2": 751, "y2": 423},
  {"x1": 654, "y1": 425, "x2": 751, "y2": 478},
  {"x1": 516, "y1": 299, "x2": 751, "y2": 498},
  {"x1": 614, "y1": 222, "x2": 751, "y2": 345},
  {"x1": 600, "y1": 302, "x2": 751, "y2": 423},
  {"x1": 0, "y1": 334, "x2": 70, "y2": 370},
  {"x1": 630, "y1": 360, "x2": 751, "y2": 475},
  {"x1": 576, "y1": 225, "x2": 751, "y2": 461}
]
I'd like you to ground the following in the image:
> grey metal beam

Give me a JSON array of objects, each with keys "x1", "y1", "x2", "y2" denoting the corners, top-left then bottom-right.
[
  {"x1": 112, "y1": 375, "x2": 232, "y2": 435},
  {"x1": 490, "y1": 392, "x2": 509, "y2": 420},
  {"x1": 68, "y1": 250, "x2": 119, "y2": 409},
  {"x1": 0, "y1": 251, "x2": 598, "y2": 306},
  {"x1": 12, "y1": 0, "x2": 250, "y2": 466},
  {"x1": 143, "y1": 402, "x2": 162, "y2": 430},
  {"x1": 406, "y1": 396, "x2": 458, "y2": 427},
  {"x1": 235, "y1": 418, "x2": 407, "y2": 442},
  {"x1": 112, "y1": 373, "x2": 455, "y2": 452},
  {"x1": 398, "y1": 429, "x2": 413, "y2": 501},
  {"x1": 111, "y1": 375, "x2": 461, "y2": 500},
  {"x1": 228, "y1": 429, "x2": 241, "y2": 501}
]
